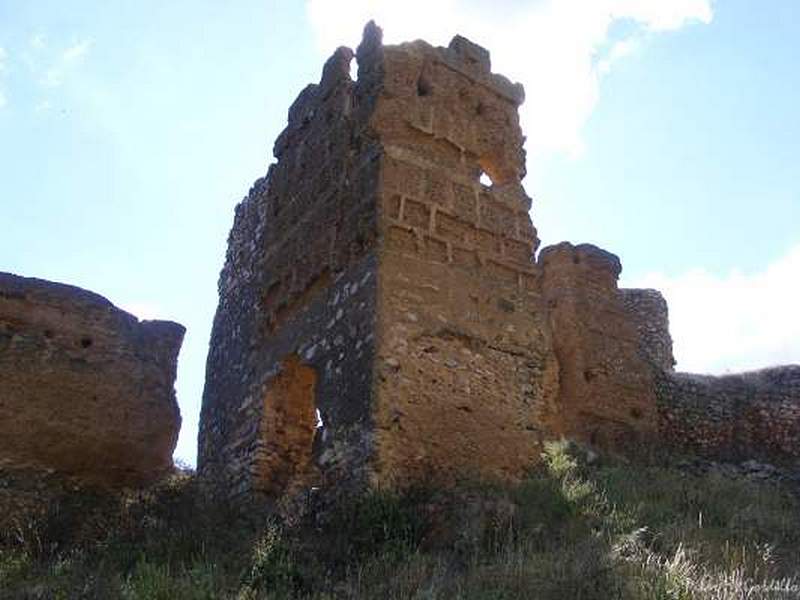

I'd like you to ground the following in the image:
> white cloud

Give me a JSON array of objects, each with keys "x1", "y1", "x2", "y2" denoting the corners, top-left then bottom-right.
[
  {"x1": 62, "y1": 39, "x2": 91, "y2": 62},
  {"x1": 305, "y1": 0, "x2": 713, "y2": 169},
  {"x1": 41, "y1": 38, "x2": 91, "y2": 88},
  {"x1": 614, "y1": 0, "x2": 713, "y2": 31},
  {"x1": 34, "y1": 99, "x2": 52, "y2": 114},
  {"x1": 30, "y1": 33, "x2": 46, "y2": 50},
  {"x1": 628, "y1": 244, "x2": 800, "y2": 374}
]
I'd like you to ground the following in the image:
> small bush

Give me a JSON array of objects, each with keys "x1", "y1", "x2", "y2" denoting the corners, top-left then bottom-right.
[{"x1": 120, "y1": 557, "x2": 219, "y2": 600}]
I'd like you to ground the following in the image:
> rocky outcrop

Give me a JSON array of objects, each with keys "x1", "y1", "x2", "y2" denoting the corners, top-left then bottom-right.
[{"x1": 0, "y1": 272, "x2": 184, "y2": 487}]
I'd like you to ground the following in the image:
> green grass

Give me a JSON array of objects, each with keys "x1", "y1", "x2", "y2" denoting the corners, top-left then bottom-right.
[{"x1": 2, "y1": 443, "x2": 799, "y2": 599}]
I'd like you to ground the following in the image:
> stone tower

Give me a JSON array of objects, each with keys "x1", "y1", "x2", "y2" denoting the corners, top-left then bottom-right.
[{"x1": 198, "y1": 23, "x2": 564, "y2": 504}]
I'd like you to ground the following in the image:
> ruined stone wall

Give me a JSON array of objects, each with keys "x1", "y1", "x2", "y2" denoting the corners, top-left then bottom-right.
[
  {"x1": 620, "y1": 286, "x2": 800, "y2": 466},
  {"x1": 366, "y1": 31, "x2": 559, "y2": 486},
  {"x1": 0, "y1": 272, "x2": 183, "y2": 487},
  {"x1": 200, "y1": 25, "x2": 565, "y2": 501},
  {"x1": 199, "y1": 45, "x2": 382, "y2": 503},
  {"x1": 619, "y1": 286, "x2": 800, "y2": 465},
  {"x1": 657, "y1": 367, "x2": 800, "y2": 465},
  {"x1": 200, "y1": 23, "x2": 800, "y2": 508},
  {"x1": 539, "y1": 243, "x2": 659, "y2": 451},
  {"x1": 620, "y1": 288, "x2": 675, "y2": 372}
]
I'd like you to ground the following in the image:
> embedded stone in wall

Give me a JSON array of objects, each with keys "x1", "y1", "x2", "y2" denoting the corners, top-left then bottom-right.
[
  {"x1": 0, "y1": 272, "x2": 184, "y2": 487},
  {"x1": 540, "y1": 242, "x2": 658, "y2": 451}
]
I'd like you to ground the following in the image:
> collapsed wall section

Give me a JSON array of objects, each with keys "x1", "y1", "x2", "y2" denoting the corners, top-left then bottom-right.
[
  {"x1": 365, "y1": 29, "x2": 560, "y2": 485},
  {"x1": 0, "y1": 272, "x2": 183, "y2": 487},
  {"x1": 198, "y1": 46, "x2": 382, "y2": 503}
]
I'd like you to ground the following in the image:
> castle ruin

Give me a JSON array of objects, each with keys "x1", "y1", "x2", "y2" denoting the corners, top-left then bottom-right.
[{"x1": 199, "y1": 23, "x2": 799, "y2": 507}]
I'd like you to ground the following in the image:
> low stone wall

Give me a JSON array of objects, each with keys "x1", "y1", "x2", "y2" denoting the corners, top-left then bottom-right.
[
  {"x1": 0, "y1": 272, "x2": 184, "y2": 487},
  {"x1": 657, "y1": 366, "x2": 800, "y2": 465}
]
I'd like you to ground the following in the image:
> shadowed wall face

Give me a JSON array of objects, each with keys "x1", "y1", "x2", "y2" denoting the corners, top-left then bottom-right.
[
  {"x1": 198, "y1": 41, "x2": 382, "y2": 504},
  {"x1": 657, "y1": 367, "x2": 800, "y2": 465}
]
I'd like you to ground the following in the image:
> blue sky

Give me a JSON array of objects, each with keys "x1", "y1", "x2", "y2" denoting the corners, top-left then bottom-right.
[{"x1": 1, "y1": 1, "x2": 798, "y2": 464}]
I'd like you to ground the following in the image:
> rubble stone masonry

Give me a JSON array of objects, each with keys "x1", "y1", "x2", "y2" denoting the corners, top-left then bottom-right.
[
  {"x1": 656, "y1": 367, "x2": 800, "y2": 464},
  {"x1": 620, "y1": 285, "x2": 800, "y2": 465}
]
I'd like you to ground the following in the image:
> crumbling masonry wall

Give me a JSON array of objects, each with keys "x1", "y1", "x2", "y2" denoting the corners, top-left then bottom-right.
[
  {"x1": 620, "y1": 288, "x2": 675, "y2": 372},
  {"x1": 0, "y1": 272, "x2": 183, "y2": 487},
  {"x1": 366, "y1": 32, "x2": 559, "y2": 486},
  {"x1": 199, "y1": 44, "x2": 381, "y2": 502},
  {"x1": 656, "y1": 368, "x2": 800, "y2": 464},
  {"x1": 200, "y1": 23, "x2": 800, "y2": 507},
  {"x1": 621, "y1": 285, "x2": 800, "y2": 465},
  {"x1": 198, "y1": 25, "x2": 678, "y2": 503},
  {"x1": 200, "y1": 25, "x2": 567, "y2": 502},
  {"x1": 539, "y1": 243, "x2": 659, "y2": 452}
]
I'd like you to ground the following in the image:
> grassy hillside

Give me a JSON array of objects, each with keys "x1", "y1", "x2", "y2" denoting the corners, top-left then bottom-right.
[{"x1": 2, "y1": 442, "x2": 799, "y2": 599}]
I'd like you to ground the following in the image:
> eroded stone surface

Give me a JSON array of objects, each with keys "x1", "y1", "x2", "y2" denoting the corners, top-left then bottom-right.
[
  {"x1": 620, "y1": 288, "x2": 675, "y2": 372},
  {"x1": 0, "y1": 272, "x2": 184, "y2": 487},
  {"x1": 199, "y1": 35, "x2": 381, "y2": 503}
]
